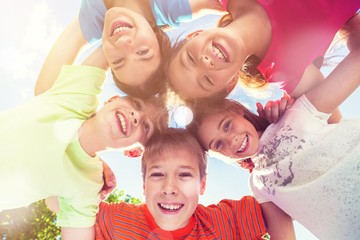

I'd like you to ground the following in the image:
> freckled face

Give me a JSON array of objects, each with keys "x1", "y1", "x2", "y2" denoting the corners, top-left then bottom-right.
[
  {"x1": 144, "y1": 149, "x2": 206, "y2": 231},
  {"x1": 102, "y1": 7, "x2": 160, "y2": 88},
  {"x1": 198, "y1": 111, "x2": 260, "y2": 160}
]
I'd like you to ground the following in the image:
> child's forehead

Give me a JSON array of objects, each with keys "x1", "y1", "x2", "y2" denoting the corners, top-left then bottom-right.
[{"x1": 147, "y1": 149, "x2": 199, "y2": 168}]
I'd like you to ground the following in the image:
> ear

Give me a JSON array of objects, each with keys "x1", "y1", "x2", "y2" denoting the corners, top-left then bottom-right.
[
  {"x1": 104, "y1": 95, "x2": 120, "y2": 105},
  {"x1": 199, "y1": 175, "x2": 207, "y2": 195},
  {"x1": 226, "y1": 73, "x2": 239, "y2": 93},
  {"x1": 186, "y1": 30, "x2": 204, "y2": 40}
]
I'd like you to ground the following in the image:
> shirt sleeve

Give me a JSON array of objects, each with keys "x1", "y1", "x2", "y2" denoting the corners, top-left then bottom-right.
[
  {"x1": 56, "y1": 196, "x2": 99, "y2": 228},
  {"x1": 95, "y1": 202, "x2": 116, "y2": 240},
  {"x1": 149, "y1": 0, "x2": 192, "y2": 27},
  {"x1": 219, "y1": 197, "x2": 269, "y2": 239},
  {"x1": 79, "y1": 0, "x2": 107, "y2": 44}
]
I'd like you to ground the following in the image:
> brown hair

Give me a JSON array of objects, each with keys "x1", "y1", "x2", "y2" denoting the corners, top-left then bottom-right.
[
  {"x1": 112, "y1": 21, "x2": 171, "y2": 99},
  {"x1": 142, "y1": 94, "x2": 169, "y2": 139},
  {"x1": 141, "y1": 128, "x2": 207, "y2": 181},
  {"x1": 187, "y1": 99, "x2": 270, "y2": 151},
  {"x1": 166, "y1": 14, "x2": 267, "y2": 103}
]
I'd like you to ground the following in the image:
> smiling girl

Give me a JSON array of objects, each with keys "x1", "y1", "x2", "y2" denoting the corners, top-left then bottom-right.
[
  {"x1": 167, "y1": 0, "x2": 360, "y2": 101},
  {"x1": 35, "y1": 0, "x2": 225, "y2": 98},
  {"x1": 187, "y1": 46, "x2": 360, "y2": 239}
]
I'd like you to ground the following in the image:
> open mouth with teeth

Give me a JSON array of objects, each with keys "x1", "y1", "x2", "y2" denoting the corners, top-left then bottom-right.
[
  {"x1": 212, "y1": 42, "x2": 228, "y2": 62},
  {"x1": 158, "y1": 203, "x2": 184, "y2": 213},
  {"x1": 111, "y1": 21, "x2": 133, "y2": 37},
  {"x1": 237, "y1": 135, "x2": 249, "y2": 153},
  {"x1": 116, "y1": 111, "x2": 128, "y2": 135}
]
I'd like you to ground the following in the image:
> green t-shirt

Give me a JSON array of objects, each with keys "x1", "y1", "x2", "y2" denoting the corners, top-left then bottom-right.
[{"x1": 0, "y1": 65, "x2": 106, "y2": 227}]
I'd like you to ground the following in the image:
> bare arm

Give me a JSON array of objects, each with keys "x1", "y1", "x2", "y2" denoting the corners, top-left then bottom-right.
[
  {"x1": 306, "y1": 49, "x2": 360, "y2": 114},
  {"x1": 260, "y1": 202, "x2": 295, "y2": 240},
  {"x1": 61, "y1": 227, "x2": 95, "y2": 240},
  {"x1": 188, "y1": 0, "x2": 224, "y2": 13},
  {"x1": 35, "y1": 18, "x2": 88, "y2": 95},
  {"x1": 290, "y1": 63, "x2": 343, "y2": 123}
]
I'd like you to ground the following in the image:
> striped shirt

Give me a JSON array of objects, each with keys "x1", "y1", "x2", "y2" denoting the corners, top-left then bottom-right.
[{"x1": 95, "y1": 196, "x2": 269, "y2": 239}]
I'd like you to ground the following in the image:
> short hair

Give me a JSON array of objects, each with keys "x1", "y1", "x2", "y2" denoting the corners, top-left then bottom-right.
[
  {"x1": 141, "y1": 128, "x2": 207, "y2": 181},
  {"x1": 112, "y1": 22, "x2": 171, "y2": 99},
  {"x1": 166, "y1": 16, "x2": 267, "y2": 103},
  {"x1": 142, "y1": 95, "x2": 169, "y2": 140},
  {"x1": 187, "y1": 99, "x2": 270, "y2": 151}
]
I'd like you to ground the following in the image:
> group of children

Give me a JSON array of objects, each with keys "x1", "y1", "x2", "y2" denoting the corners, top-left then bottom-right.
[{"x1": 1, "y1": 0, "x2": 360, "y2": 239}]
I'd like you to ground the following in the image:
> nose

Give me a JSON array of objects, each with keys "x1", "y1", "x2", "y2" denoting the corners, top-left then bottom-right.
[
  {"x1": 201, "y1": 55, "x2": 214, "y2": 69},
  {"x1": 129, "y1": 110, "x2": 143, "y2": 126},
  {"x1": 162, "y1": 177, "x2": 177, "y2": 196},
  {"x1": 230, "y1": 135, "x2": 239, "y2": 149},
  {"x1": 116, "y1": 36, "x2": 133, "y2": 46}
]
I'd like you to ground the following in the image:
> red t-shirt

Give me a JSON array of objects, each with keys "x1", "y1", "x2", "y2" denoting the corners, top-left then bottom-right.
[{"x1": 95, "y1": 196, "x2": 268, "y2": 239}]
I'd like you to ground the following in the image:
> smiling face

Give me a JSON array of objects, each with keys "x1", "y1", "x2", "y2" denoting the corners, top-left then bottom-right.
[
  {"x1": 102, "y1": 7, "x2": 161, "y2": 89},
  {"x1": 143, "y1": 148, "x2": 206, "y2": 231},
  {"x1": 93, "y1": 96, "x2": 159, "y2": 149},
  {"x1": 197, "y1": 110, "x2": 260, "y2": 160},
  {"x1": 168, "y1": 29, "x2": 245, "y2": 99}
]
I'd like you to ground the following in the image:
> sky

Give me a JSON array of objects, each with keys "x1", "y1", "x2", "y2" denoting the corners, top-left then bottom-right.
[{"x1": 1, "y1": 1, "x2": 359, "y2": 239}]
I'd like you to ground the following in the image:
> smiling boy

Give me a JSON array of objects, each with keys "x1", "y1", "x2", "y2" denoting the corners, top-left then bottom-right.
[
  {"x1": 95, "y1": 128, "x2": 270, "y2": 239},
  {"x1": 0, "y1": 46, "x2": 168, "y2": 239}
]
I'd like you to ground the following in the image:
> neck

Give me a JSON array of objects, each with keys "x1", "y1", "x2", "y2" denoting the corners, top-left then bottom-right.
[
  {"x1": 78, "y1": 117, "x2": 103, "y2": 157},
  {"x1": 106, "y1": 0, "x2": 154, "y2": 22},
  {"x1": 228, "y1": 2, "x2": 271, "y2": 60}
]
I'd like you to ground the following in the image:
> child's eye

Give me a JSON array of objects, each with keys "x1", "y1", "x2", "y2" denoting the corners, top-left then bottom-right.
[
  {"x1": 214, "y1": 140, "x2": 223, "y2": 151},
  {"x1": 150, "y1": 172, "x2": 163, "y2": 177},
  {"x1": 136, "y1": 49, "x2": 149, "y2": 56},
  {"x1": 179, "y1": 172, "x2": 193, "y2": 178},
  {"x1": 143, "y1": 121, "x2": 151, "y2": 132},
  {"x1": 204, "y1": 75, "x2": 213, "y2": 86},
  {"x1": 223, "y1": 120, "x2": 231, "y2": 132},
  {"x1": 187, "y1": 51, "x2": 196, "y2": 64}
]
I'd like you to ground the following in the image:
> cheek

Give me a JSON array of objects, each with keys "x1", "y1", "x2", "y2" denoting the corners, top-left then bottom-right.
[{"x1": 132, "y1": 128, "x2": 146, "y2": 145}]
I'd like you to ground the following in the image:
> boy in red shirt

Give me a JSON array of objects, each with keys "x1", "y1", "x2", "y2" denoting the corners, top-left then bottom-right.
[{"x1": 95, "y1": 128, "x2": 272, "y2": 240}]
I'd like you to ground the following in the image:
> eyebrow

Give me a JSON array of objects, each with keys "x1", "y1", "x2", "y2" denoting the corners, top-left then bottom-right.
[
  {"x1": 178, "y1": 165, "x2": 195, "y2": 171},
  {"x1": 209, "y1": 116, "x2": 226, "y2": 149},
  {"x1": 148, "y1": 165, "x2": 195, "y2": 171}
]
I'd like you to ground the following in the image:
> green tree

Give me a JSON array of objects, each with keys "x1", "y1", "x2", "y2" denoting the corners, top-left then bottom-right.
[
  {"x1": 0, "y1": 189, "x2": 142, "y2": 239},
  {"x1": 0, "y1": 200, "x2": 60, "y2": 240}
]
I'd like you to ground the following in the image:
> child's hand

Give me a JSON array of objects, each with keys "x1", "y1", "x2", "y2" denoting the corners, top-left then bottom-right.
[
  {"x1": 237, "y1": 158, "x2": 255, "y2": 173},
  {"x1": 124, "y1": 146, "x2": 143, "y2": 158},
  {"x1": 256, "y1": 93, "x2": 295, "y2": 123},
  {"x1": 100, "y1": 160, "x2": 116, "y2": 200}
]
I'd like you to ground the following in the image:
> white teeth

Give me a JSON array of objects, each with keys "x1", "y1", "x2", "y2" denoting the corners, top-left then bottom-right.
[
  {"x1": 238, "y1": 135, "x2": 248, "y2": 152},
  {"x1": 113, "y1": 26, "x2": 131, "y2": 35},
  {"x1": 117, "y1": 113, "x2": 127, "y2": 134},
  {"x1": 160, "y1": 203, "x2": 182, "y2": 211},
  {"x1": 212, "y1": 45, "x2": 226, "y2": 61}
]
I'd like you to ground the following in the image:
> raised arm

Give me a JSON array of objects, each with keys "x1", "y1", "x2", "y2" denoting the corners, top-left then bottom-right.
[
  {"x1": 260, "y1": 202, "x2": 296, "y2": 240},
  {"x1": 188, "y1": 0, "x2": 224, "y2": 13},
  {"x1": 305, "y1": 49, "x2": 360, "y2": 114},
  {"x1": 35, "y1": 18, "x2": 88, "y2": 95},
  {"x1": 61, "y1": 227, "x2": 95, "y2": 240}
]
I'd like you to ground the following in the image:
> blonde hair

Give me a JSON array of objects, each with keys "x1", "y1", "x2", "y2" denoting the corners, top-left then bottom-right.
[
  {"x1": 142, "y1": 95, "x2": 169, "y2": 141},
  {"x1": 218, "y1": 14, "x2": 268, "y2": 89},
  {"x1": 141, "y1": 128, "x2": 207, "y2": 181}
]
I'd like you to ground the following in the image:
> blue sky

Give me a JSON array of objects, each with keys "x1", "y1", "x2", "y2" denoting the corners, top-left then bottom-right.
[{"x1": 1, "y1": 1, "x2": 359, "y2": 239}]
